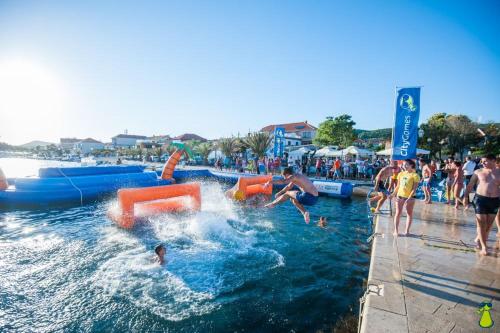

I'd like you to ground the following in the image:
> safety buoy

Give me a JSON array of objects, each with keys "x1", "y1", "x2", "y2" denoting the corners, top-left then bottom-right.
[{"x1": 0, "y1": 167, "x2": 8, "y2": 190}]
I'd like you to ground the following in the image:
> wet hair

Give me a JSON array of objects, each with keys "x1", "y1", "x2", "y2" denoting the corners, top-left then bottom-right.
[
  {"x1": 405, "y1": 159, "x2": 416, "y2": 169},
  {"x1": 282, "y1": 167, "x2": 294, "y2": 176},
  {"x1": 453, "y1": 161, "x2": 461, "y2": 167},
  {"x1": 154, "y1": 244, "x2": 165, "y2": 256},
  {"x1": 483, "y1": 154, "x2": 496, "y2": 161}
]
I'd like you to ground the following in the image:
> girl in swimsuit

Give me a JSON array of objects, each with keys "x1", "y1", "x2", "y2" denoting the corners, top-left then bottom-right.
[
  {"x1": 453, "y1": 161, "x2": 464, "y2": 209},
  {"x1": 444, "y1": 159, "x2": 456, "y2": 204}
]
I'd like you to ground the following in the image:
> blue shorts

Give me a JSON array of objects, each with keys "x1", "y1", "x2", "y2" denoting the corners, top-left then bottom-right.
[
  {"x1": 296, "y1": 192, "x2": 318, "y2": 206},
  {"x1": 422, "y1": 179, "x2": 430, "y2": 188}
]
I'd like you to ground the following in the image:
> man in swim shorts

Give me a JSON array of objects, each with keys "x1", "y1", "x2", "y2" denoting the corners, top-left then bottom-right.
[
  {"x1": 419, "y1": 159, "x2": 432, "y2": 204},
  {"x1": 464, "y1": 154, "x2": 500, "y2": 256},
  {"x1": 370, "y1": 160, "x2": 398, "y2": 214},
  {"x1": 390, "y1": 159, "x2": 420, "y2": 237},
  {"x1": 264, "y1": 167, "x2": 319, "y2": 223}
]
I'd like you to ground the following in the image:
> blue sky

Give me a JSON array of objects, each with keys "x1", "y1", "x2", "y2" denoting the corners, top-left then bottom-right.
[{"x1": 0, "y1": 0, "x2": 499, "y2": 144}]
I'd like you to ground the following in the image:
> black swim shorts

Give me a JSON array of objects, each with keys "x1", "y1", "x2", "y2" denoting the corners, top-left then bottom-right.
[{"x1": 473, "y1": 194, "x2": 500, "y2": 215}]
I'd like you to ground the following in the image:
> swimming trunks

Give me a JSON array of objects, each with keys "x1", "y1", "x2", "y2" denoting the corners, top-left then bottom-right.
[
  {"x1": 422, "y1": 178, "x2": 431, "y2": 188},
  {"x1": 296, "y1": 192, "x2": 318, "y2": 206},
  {"x1": 376, "y1": 181, "x2": 390, "y2": 195},
  {"x1": 472, "y1": 194, "x2": 500, "y2": 215}
]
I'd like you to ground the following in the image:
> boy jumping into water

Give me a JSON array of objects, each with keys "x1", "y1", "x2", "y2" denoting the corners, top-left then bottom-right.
[{"x1": 264, "y1": 167, "x2": 319, "y2": 223}]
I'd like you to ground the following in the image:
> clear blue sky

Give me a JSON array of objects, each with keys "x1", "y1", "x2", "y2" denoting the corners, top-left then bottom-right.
[{"x1": 0, "y1": 0, "x2": 499, "y2": 144}]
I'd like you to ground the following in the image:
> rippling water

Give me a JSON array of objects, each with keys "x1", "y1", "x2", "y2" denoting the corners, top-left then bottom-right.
[{"x1": 0, "y1": 159, "x2": 370, "y2": 332}]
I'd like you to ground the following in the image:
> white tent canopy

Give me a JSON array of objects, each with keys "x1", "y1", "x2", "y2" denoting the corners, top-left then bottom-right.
[
  {"x1": 208, "y1": 150, "x2": 226, "y2": 160},
  {"x1": 375, "y1": 148, "x2": 430, "y2": 156},
  {"x1": 288, "y1": 147, "x2": 312, "y2": 160},
  {"x1": 331, "y1": 146, "x2": 374, "y2": 157},
  {"x1": 313, "y1": 146, "x2": 338, "y2": 157}
]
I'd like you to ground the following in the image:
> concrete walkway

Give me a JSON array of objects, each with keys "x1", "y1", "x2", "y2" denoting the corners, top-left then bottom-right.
[{"x1": 360, "y1": 201, "x2": 500, "y2": 333}]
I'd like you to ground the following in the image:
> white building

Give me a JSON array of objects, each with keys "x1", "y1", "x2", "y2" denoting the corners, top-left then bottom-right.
[
  {"x1": 59, "y1": 138, "x2": 81, "y2": 150},
  {"x1": 74, "y1": 138, "x2": 104, "y2": 154},
  {"x1": 261, "y1": 121, "x2": 317, "y2": 145},
  {"x1": 112, "y1": 134, "x2": 147, "y2": 148}
]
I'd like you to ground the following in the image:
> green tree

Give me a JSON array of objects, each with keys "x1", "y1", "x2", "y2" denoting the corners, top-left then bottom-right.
[
  {"x1": 473, "y1": 123, "x2": 500, "y2": 156},
  {"x1": 244, "y1": 132, "x2": 272, "y2": 158},
  {"x1": 313, "y1": 114, "x2": 356, "y2": 147},
  {"x1": 445, "y1": 115, "x2": 477, "y2": 160},
  {"x1": 218, "y1": 137, "x2": 238, "y2": 158},
  {"x1": 419, "y1": 113, "x2": 449, "y2": 158},
  {"x1": 194, "y1": 142, "x2": 213, "y2": 165}
]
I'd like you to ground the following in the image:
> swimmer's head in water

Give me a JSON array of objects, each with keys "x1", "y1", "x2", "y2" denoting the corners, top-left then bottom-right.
[
  {"x1": 155, "y1": 244, "x2": 166, "y2": 257},
  {"x1": 282, "y1": 167, "x2": 294, "y2": 178}
]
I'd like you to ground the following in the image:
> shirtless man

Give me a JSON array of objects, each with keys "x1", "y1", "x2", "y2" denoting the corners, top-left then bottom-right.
[
  {"x1": 464, "y1": 154, "x2": 500, "y2": 256},
  {"x1": 370, "y1": 160, "x2": 398, "y2": 213},
  {"x1": 264, "y1": 167, "x2": 319, "y2": 223},
  {"x1": 419, "y1": 159, "x2": 432, "y2": 204},
  {"x1": 388, "y1": 162, "x2": 401, "y2": 192},
  {"x1": 444, "y1": 157, "x2": 456, "y2": 204}
]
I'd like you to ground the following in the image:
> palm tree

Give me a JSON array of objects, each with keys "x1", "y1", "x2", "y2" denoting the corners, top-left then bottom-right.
[
  {"x1": 195, "y1": 142, "x2": 213, "y2": 165},
  {"x1": 218, "y1": 137, "x2": 238, "y2": 158},
  {"x1": 244, "y1": 132, "x2": 272, "y2": 158}
]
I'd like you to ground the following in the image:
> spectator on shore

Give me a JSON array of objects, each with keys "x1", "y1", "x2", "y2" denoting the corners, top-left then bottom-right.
[
  {"x1": 463, "y1": 156, "x2": 476, "y2": 185},
  {"x1": 315, "y1": 158, "x2": 323, "y2": 178},
  {"x1": 391, "y1": 159, "x2": 420, "y2": 237},
  {"x1": 464, "y1": 154, "x2": 500, "y2": 256},
  {"x1": 444, "y1": 157, "x2": 456, "y2": 204}
]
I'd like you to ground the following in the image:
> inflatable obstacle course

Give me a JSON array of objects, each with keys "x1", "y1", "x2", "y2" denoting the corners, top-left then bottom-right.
[
  {"x1": 226, "y1": 175, "x2": 272, "y2": 201},
  {"x1": 108, "y1": 182, "x2": 201, "y2": 228}
]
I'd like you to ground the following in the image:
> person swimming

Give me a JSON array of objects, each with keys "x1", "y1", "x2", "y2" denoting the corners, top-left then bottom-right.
[
  {"x1": 155, "y1": 244, "x2": 166, "y2": 265},
  {"x1": 264, "y1": 167, "x2": 319, "y2": 223},
  {"x1": 318, "y1": 216, "x2": 327, "y2": 228}
]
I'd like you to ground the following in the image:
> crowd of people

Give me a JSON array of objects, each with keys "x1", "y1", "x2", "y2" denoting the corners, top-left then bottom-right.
[{"x1": 369, "y1": 154, "x2": 500, "y2": 256}]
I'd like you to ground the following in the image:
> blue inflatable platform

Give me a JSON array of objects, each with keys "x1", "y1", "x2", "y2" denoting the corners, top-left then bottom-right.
[{"x1": 1, "y1": 166, "x2": 170, "y2": 208}]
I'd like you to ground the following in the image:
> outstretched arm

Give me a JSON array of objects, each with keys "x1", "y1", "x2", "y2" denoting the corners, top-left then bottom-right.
[{"x1": 463, "y1": 173, "x2": 478, "y2": 208}]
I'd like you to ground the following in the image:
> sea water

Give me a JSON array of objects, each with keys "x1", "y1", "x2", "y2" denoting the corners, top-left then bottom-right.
[{"x1": 0, "y1": 159, "x2": 370, "y2": 332}]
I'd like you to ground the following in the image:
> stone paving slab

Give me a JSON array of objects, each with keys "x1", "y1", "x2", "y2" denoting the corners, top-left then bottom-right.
[{"x1": 360, "y1": 201, "x2": 500, "y2": 333}]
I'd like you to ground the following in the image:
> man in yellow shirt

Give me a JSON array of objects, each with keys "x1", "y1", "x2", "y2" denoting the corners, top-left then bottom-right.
[{"x1": 390, "y1": 159, "x2": 420, "y2": 236}]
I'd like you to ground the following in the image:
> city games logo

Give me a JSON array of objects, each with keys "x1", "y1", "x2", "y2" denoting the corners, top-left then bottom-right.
[
  {"x1": 400, "y1": 94, "x2": 418, "y2": 112},
  {"x1": 399, "y1": 94, "x2": 418, "y2": 156}
]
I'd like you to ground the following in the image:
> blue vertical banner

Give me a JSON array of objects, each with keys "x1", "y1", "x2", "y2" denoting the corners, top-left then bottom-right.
[
  {"x1": 391, "y1": 87, "x2": 421, "y2": 160},
  {"x1": 273, "y1": 127, "x2": 285, "y2": 157}
]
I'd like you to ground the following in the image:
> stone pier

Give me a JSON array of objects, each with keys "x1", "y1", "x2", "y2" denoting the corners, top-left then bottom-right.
[{"x1": 360, "y1": 201, "x2": 500, "y2": 333}]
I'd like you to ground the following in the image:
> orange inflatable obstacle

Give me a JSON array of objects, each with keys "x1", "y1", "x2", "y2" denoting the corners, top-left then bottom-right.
[
  {"x1": 109, "y1": 182, "x2": 201, "y2": 228},
  {"x1": 226, "y1": 175, "x2": 273, "y2": 201}
]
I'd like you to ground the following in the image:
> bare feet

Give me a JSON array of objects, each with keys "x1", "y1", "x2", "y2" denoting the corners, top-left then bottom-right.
[
  {"x1": 303, "y1": 211, "x2": 310, "y2": 224},
  {"x1": 475, "y1": 238, "x2": 481, "y2": 250},
  {"x1": 479, "y1": 248, "x2": 488, "y2": 256},
  {"x1": 393, "y1": 231, "x2": 398, "y2": 237},
  {"x1": 403, "y1": 231, "x2": 409, "y2": 236}
]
